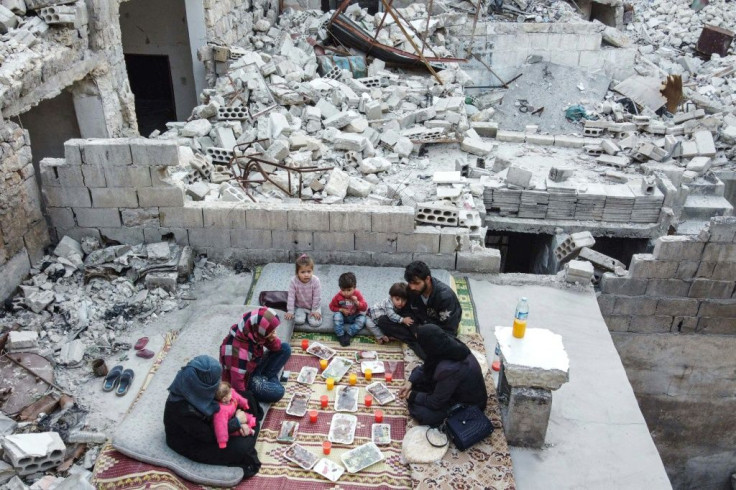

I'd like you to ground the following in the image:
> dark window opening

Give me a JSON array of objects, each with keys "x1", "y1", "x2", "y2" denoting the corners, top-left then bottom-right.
[
  {"x1": 590, "y1": 2, "x2": 617, "y2": 27},
  {"x1": 124, "y1": 54, "x2": 177, "y2": 136}
]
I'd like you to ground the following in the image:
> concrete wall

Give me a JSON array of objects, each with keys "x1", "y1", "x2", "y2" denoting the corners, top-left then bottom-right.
[
  {"x1": 598, "y1": 217, "x2": 736, "y2": 488},
  {"x1": 0, "y1": 120, "x2": 51, "y2": 301},
  {"x1": 41, "y1": 139, "x2": 500, "y2": 272},
  {"x1": 120, "y1": 0, "x2": 198, "y2": 121}
]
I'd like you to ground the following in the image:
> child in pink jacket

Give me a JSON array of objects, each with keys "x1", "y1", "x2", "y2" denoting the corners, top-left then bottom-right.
[{"x1": 213, "y1": 382, "x2": 257, "y2": 449}]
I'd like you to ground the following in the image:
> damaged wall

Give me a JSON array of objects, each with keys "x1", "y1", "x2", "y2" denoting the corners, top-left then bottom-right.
[
  {"x1": 0, "y1": 120, "x2": 50, "y2": 302},
  {"x1": 597, "y1": 217, "x2": 736, "y2": 489}
]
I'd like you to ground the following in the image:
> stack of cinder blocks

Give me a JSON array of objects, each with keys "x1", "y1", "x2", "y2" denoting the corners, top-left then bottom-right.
[{"x1": 598, "y1": 217, "x2": 736, "y2": 333}]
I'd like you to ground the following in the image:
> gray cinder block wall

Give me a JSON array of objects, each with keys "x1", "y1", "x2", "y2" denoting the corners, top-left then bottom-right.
[
  {"x1": 42, "y1": 139, "x2": 501, "y2": 273},
  {"x1": 0, "y1": 121, "x2": 51, "y2": 301},
  {"x1": 598, "y1": 216, "x2": 736, "y2": 489}
]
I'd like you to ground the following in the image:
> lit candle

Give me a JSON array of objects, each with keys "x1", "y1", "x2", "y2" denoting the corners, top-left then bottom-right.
[
  {"x1": 301, "y1": 339, "x2": 309, "y2": 350},
  {"x1": 326, "y1": 377, "x2": 335, "y2": 390},
  {"x1": 322, "y1": 440, "x2": 332, "y2": 455},
  {"x1": 320, "y1": 395, "x2": 328, "y2": 408},
  {"x1": 385, "y1": 372, "x2": 393, "y2": 383},
  {"x1": 349, "y1": 373, "x2": 357, "y2": 386},
  {"x1": 374, "y1": 409, "x2": 383, "y2": 423},
  {"x1": 309, "y1": 410, "x2": 318, "y2": 423},
  {"x1": 364, "y1": 368, "x2": 372, "y2": 381},
  {"x1": 364, "y1": 394, "x2": 373, "y2": 407},
  {"x1": 319, "y1": 359, "x2": 328, "y2": 371}
]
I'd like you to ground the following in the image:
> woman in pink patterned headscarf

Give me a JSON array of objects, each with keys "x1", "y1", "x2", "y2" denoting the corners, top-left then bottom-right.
[{"x1": 220, "y1": 307, "x2": 291, "y2": 403}]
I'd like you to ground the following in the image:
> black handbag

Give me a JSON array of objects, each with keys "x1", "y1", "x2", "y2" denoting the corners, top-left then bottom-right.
[
  {"x1": 258, "y1": 291, "x2": 288, "y2": 311},
  {"x1": 444, "y1": 404, "x2": 494, "y2": 451}
]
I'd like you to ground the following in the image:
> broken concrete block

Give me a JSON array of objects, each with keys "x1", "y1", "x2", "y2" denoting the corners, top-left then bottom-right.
[
  {"x1": 25, "y1": 291, "x2": 55, "y2": 314},
  {"x1": 323, "y1": 111, "x2": 354, "y2": 129},
  {"x1": 496, "y1": 130, "x2": 526, "y2": 143},
  {"x1": 147, "y1": 242, "x2": 171, "y2": 261},
  {"x1": 269, "y1": 112, "x2": 290, "y2": 139},
  {"x1": 59, "y1": 339, "x2": 85, "y2": 365},
  {"x1": 0, "y1": 5, "x2": 17, "y2": 34},
  {"x1": 548, "y1": 167, "x2": 574, "y2": 183},
  {"x1": 394, "y1": 137, "x2": 414, "y2": 158},
  {"x1": 334, "y1": 133, "x2": 368, "y2": 151},
  {"x1": 693, "y1": 130, "x2": 716, "y2": 156},
  {"x1": 1, "y1": 432, "x2": 66, "y2": 476},
  {"x1": 506, "y1": 166, "x2": 533, "y2": 188},
  {"x1": 416, "y1": 202, "x2": 459, "y2": 226},
  {"x1": 177, "y1": 246, "x2": 194, "y2": 281},
  {"x1": 359, "y1": 157, "x2": 391, "y2": 174},
  {"x1": 265, "y1": 140, "x2": 290, "y2": 162},
  {"x1": 564, "y1": 260, "x2": 594, "y2": 284},
  {"x1": 38, "y1": 2, "x2": 87, "y2": 27},
  {"x1": 554, "y1": 231, "x2": 596, "y2": 263},
  {"x1": 145, "y1": 272, "x2": 178, "y2": 293},
  {"x1": 461, "y1": 137, "x2": 493, "y2": 156},
  {"x1": 457, "y1": 248, "x2": 501, "y2": 273},
  {"x1": 347, "y1": 177, "x2": 373, "y2": 197},
  {"x1": 187, "y1": 182, "x2": 211, "y2": 201},
  {"x1": 180, "y1": 119, "x2": 212, "y2": 137},
  {"x1": 686, "y1": 156, "x2": 712, "y2": 175},
  {"x1": 504, "y1": 386, "x2": 552, "y2": 448},
  {"x1": 601, "y1": 139, "x2": 620, "y2": 155},
  {"x1": 0, "y1": 413, "x2": 18, "y2": 436},
  {"x1": 54, "y1": 236, "x2": 83, "y2": 261},
  {"x1": 597, "y1": 154, "x2": 630, "y2": 168},
  {"x1": 364, "y1": 100, "x2": 382, "y2": 120},
  {"x1": 577, "y1": 247, "x2": 625, "y2": 272},
  {"x1": 7, "y1": 331, "x2": 39, "y2": 352},
  {"x1": 525, "y1": 134, "x2": 555, "y2": 145},
  {"x1": 324, "y1": 167, "x2": 350, "y2": 199}
]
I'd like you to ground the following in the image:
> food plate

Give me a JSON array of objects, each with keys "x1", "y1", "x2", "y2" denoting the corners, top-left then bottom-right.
[
  {"x1": 277, "y1": 421, "x2": 299, "y2": 443},
  {"x1": 365, "y1": 382, "x2": 395, "y2": 405},
  {"x1": 328, "y1": 413, "x2": 357, "y2": 444},
  {"x1": 341, "y1": 442, "x2": 384, "y2": 473},
  {"x1": 306, "y1": 342, "x2": 336, "y2": 360},
  {"x1": 361, "y1": 360, "x2": 385, "y2": 374},
  {"x1": 283, "y1": 443, "x2": 319, "y2": 470},
  {"x1": 313, "y1": 458, "x2": 345, "y2": 482},
  {"x1": 321, "y1": 357, "x2": 353, "y2": 382},
  {"x1": 334, "y1": 385, "x2": 359, "y2": 412},
  {"x1": 355, "y1": 350, "x2": 377, "y2": 361},
  {"x1": 371, "y1": 423, "x2": 391, "y2": 445},
  {"x1": 296, "y1": 366, "x2": 318, "y2": 385},
  {"x1": 285, "y1": 392, "x2": 310, "y2": 417}
]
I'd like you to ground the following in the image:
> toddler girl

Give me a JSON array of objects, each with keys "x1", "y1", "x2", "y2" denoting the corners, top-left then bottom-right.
[
  {"x1": 213, "y1": 381, "x2": 257, "y2": 449},
  {"x1": 284, "y1": 254, "x2": 323, "y2": 328}
]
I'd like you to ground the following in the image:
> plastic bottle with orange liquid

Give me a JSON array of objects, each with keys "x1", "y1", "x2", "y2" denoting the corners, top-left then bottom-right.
[{"x1": 512, "y1": 297, "x2": 529, "y2": 339}]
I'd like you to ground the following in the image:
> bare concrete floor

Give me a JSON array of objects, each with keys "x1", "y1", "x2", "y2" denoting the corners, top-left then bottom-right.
[{"x1": 468, "y1": 275, "x2": 672, "y2": 489}]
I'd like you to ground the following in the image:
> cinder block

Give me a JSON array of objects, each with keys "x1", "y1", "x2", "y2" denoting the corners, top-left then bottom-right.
[
  {"x1": 675, "y1": 261, "x2": 699, "y2": 280},
  {"x1": 47, "y1": 208, "x2": 75, "y2": 230},
  {"x1": 246, "y1": 208, "x2": 288, "y2": 230},
  {"x1": 1, "y1": 432, "x2": 65, "y2": 476},
  {"x1": 103, "y1": 166, "x2": 152, "y2": 187},
  {"x1": 599, "y1": 273, "x2": 647, "y2": 295},
  {"x1": 313, "y1": 231, "x2": 354, "y2": 251},
  {"x1": 439, "y1": 228, "x2": 471, "y2": 254},
  {"x1": 288, "y1": 208, "x2": 330, "y2": 231},
  {"x1": 39, "y1": 159, "x2": 63, "y2": 187},
  {"x1": 188, "y1": 228, "x2": 231, "y2": 248},
  {"x1": 495, "y1": 130, "x2": 526, "y2": 143},
  {"x1": 456, "y1": 248, "x2": 501, "y2": 273},
  {"x1": 160, "y1": 207, "x2": 204, "y2": 228},
  {"x1": 695, "y1": 262, "x2": 716, "y2": 278},
  {"x1": 81, "y1": 165, "x2": 106, "y2": 187},
  {"x1": 369, "y1": 252, "x2": 414, "y2": 267},
  {"x1": 672, "y1": 316, "x2": 698, "y2": 333},
  {"x1": 412, "y1": 253, "x2": 456, "y2": 270},
  {"x1": 655, "y1": 298, "x2": 699, "y2": 317},
  {"x1": 698, "y1": 300, "x2": 736, "y2": 317},
  {"x1": 272, "y1": 230, "x2": 313, "y2": 251},
  {"x1": 711, "y1": 263, "x2": 736, "y2": 281},
  {"x1": 554, "y1": 135, "x2": 587, "y2": 148},
  {"x1": 355, "y1": 232, "x2": 397, "y2": 253},
  {"x1": 628, "y1": 254, "x2": 678, "y2": 279},
  {"x1": 91, "y1": 188, "x2": 138, "y2": 208},
  {"x1": 688, "y1": 279, "x2": 735, "y2": 299},
  {"x1": 653, "y1": 235, "x2": 705, "y2": 261},
  {"x1": 397, "y1": 228, "x2": 440, "y2": 254},
  {"x1": 53, "y1": 227, "x2": 101, "y2": 244},
  {"x1": 129, "y1": 138, "x2": 180, "y2": 166},
  {"x1": 503, "y1": 387, "x2": 552, "y2": 448},
  {"x1": 702, "y1": 243, "x2": 736, "y2": 263},
  {"x1": 74, "y1": 208, "x2": 121, "y2": 228},
  {"x1": 706, "y1": 217, "x2": 736, "y2": 243},
  {"x1": 330, "y1": 209, "x2": 372, "y2": 232},
  {"x1": 121, "y1": 208, "x2": 160, "y2": 228},
  {"x1": 646, "y1": 279, "x2": 690, "y2": 297},
  {"x1": 98, "y1": 226, "x2": 145, "y2": 245},
  {"x1": 604, "y1": 315, "x2": 630, "y2": 332},
  {"x1": 526, "y1": 134, "x2": 555, "y2": 145},
  {"x1": 596, "y1": 294, "x2": 615, "y2": 316},
  {"x1": 613, "y1": 296, "x2": 657, "y2": 316},
  {"x1": 203, "y1": 204, "x2": 246, "y2": 228},
  {"x1": 64, "y1": 139, "x2": 83, "y2": 166},
  {"x1": 307, "y1": 250, "x2": 373, "y2": 266},
  {"x1": 629, "y1": 315, "x2": 673, "y2": 333},
  {"x1": 145, "y1": 271, "x2": 178, "y2": 292},
  {"x1": 696, "y1": 316, "x2": 736, "y2": 335},
  {"x1": 216, "y1": 248, "x2": 289, "y2": 264},
  {"x1": 137, "y1": 186, "x2": 184, "y2": 207},
  {"x1": 43, "y1": 186, "x2": 91, "y2": 208},
  {"x1": 372, "y1": 207, "x2": 414, "y2": 233},
  {"x1": 81, "y1": 139, "x2": 132, "y2": 166},
  {"x1": 231, "y1": 229, "x2": 272, "y2": 249}
]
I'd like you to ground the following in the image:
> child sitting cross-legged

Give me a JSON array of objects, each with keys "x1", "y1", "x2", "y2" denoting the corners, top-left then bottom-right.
[
  {"x1": 213, "y1": 381, "x2": 257, "y2": 449},
  {"x1": 329, "y1": 272, "x2": 368, "y2": 347}
]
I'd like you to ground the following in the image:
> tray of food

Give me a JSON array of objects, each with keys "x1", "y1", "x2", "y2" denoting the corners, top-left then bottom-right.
[
  {"x1": 334, "y1": 385, "x2": 359, "y2": 412},
  {"x1": 277, "y1": 421, "x2": 299, "y2": 443},
  {"x1": 360, "y1": 360, "x2": 385, "y2": 374},
  {"x1": 355, "y1": 350, "x2": 377, "y2": 361},
  {"x1": 341, "y1": 442, "x2": 384, "y2": 473},
  {"x1": 283, "y1": 443, "x2": 319, "y2": 470},
  {"x1": 365, "y1": 382, "x2": 395, "y2": 405},
  {"x1": 328, "y1": 413, "x2": 357, "y2": 445},
  {"x1": 285, "y1": 392, "x2": 311, "y2": 417},
  {"x1": 321, "y1": 357, "x2": 353, "y2": 382},
  {"x1": 313, "y1": 458, "x2": 345, "y2": 482},
  {"x1": 296, "y1": 366, "x2": 318, "y2": 385},
  {"x1": 306, "y1": 342, "x2": 336, "y2": 360},
  {"x1": 371, "y1": 423, "x2": 391, "y2": 445}
]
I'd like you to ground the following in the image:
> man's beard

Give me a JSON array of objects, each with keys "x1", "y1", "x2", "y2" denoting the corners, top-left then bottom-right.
[{"x1": 409, "y1": 282, "x2": 427, "y2": 296}]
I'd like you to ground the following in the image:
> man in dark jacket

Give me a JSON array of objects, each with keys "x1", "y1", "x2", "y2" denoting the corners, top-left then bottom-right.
[{"x1": 404, "y1": 261, "x2": 462, "y2": 335}]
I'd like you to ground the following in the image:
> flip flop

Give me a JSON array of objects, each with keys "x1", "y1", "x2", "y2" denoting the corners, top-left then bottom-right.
[
  {"x1": 136, "y1": 348, "x2": 155, "y2": 359},
  {"x1": 103, "y1": 365, "x2": 123, "y2": 392},
  {"x1": 116, "y1": 369, "x2": 135, "y2": 397},
  {"x1": 134, "y1": 337, "x2": 149, "y2": 350}
]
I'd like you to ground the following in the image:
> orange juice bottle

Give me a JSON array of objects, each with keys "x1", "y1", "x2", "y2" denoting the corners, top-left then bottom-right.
[{"x1": 512, "y1": 297, "x2": 529, "y2": 339}]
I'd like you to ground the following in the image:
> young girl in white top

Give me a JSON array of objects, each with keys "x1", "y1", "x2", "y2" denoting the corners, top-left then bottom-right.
[{"x1": 284, "y1": 254, "x2": 323, "y2": 328}]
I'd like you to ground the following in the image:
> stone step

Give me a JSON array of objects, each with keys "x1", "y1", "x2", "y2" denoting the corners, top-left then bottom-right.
[
  {"x1": 687, "y1": 175, "x2": 725, "y2": 197},
  {"x1": 681, "y1": 195, "x2": 734, "y2": 220}
]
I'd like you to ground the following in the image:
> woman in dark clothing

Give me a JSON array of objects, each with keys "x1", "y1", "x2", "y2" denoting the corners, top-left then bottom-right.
[
  {"x1": 399, "y1": 325, "x2": 487, "y2": 427},
  {"x1": 163, "y1": 355, "x2": 262, "y2": 478}
]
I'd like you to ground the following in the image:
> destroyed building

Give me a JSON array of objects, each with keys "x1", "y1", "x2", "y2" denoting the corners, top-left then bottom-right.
[{"x1": 1, "y1": 0, "x2": 735, "y2": 488}]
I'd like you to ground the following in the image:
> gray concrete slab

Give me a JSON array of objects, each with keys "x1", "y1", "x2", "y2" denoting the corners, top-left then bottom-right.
[{"x1": 468, "y1": 277, "x2": 672, "y2": 489}]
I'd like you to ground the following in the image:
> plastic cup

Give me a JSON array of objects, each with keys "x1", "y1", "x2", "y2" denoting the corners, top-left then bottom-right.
[
  {"x1": 322, "y1": 441, "x2": 332, "y2": 455},
  {"x1": 309, "y1": 410, "x2": 318, "y2": 423},
  {"x1": 385, "y1": 372, "x2": 393, "y2": 383},
  {"x1": 320, "y1": 395, "x2": 328, "y2": 408},
  {"x1": 326, "y1": 378, "x2": 335, "y2": 390},
  {"x1": 374, "y1": 409, "x2": 384, "y2": 423},
  {"x1": 301, "y1": 339, "x2": 309, "y2": 351},
  {"x1": 319, "y1": 359, "x2": 328, "y2": 371},
  {"x1": 364, "y1": 368, "x2": 372, "y2": 381},
  {"x1": 349, "y1": 373, "x2": 357, "y2": 386},
  {"x1": 364, "y1": 394, "x2": 373, "y2": 407}
]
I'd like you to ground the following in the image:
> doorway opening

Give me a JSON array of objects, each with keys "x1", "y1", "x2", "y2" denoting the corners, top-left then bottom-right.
[{"x1": 124, "y1": 54, "x2": 177, "y2": 136}]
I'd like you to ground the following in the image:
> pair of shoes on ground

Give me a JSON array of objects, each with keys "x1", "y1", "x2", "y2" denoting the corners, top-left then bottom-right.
[
  {"x1": 339, "y1": 334, "x2": 352, "y2": 347},
  {"x1": 102, "y1": 365, "x2": 135, "y2": 396},
  {"x1": 134, "y1": 336, "x2": 154, "y2": 359}
]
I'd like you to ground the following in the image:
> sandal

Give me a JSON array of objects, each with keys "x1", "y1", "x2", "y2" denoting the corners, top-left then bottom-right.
[
  {"x1": 136, "y1": 348, "x2": 155, "y2": 359},
  {"x1": 103, "y1": 365, "x2": 123, "y2": 392},
  {"x1": 134, "y1": 337, "x2": 149, "y2": 350},
  {"x1": 116, "y1": 369, "x2": 135, "y2": 396}
]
